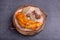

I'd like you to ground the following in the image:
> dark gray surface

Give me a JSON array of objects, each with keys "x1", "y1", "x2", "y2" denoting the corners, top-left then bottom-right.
[{"x1": 0, "y1": 0, "x2": 60, "y2": 40}]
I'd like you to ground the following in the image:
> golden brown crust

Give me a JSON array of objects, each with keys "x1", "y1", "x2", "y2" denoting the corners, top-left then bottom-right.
[{"x1": 13, "y1": 5, "x2": 47, "y2": 35}]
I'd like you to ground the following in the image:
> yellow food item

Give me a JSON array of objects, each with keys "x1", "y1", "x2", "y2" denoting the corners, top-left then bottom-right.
[{"x1": 16, "y1": 12, "x2": 42, "y2": 30}]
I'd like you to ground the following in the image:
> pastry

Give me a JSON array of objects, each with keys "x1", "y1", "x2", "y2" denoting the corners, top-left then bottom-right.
[{"x1": 13, "y1": 5, "x2": 47, "y2": 35}]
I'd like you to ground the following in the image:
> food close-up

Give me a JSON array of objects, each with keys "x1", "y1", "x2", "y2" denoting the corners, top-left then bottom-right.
[
  {"x1": 13, "y1": 5, "x2": 47, "y2": 35},
  {"x1": 1, "y1": 0, "x2": 60, "y2": 40}
]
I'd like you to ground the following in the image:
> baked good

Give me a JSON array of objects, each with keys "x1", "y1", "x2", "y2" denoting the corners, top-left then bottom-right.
[{"x1": 13, "y1": 5, "x2": 47, "y2": 35}]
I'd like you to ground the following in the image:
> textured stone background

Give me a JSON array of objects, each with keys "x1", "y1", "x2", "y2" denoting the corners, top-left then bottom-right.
[{"x1": 0, "y1": 0, "x2": 60, "y2": 40}]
